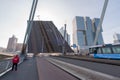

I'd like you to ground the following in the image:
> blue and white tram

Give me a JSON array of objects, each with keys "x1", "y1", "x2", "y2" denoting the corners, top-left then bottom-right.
[{"x1": 89, "y1": 43, "x2": 120, "y2": 59}]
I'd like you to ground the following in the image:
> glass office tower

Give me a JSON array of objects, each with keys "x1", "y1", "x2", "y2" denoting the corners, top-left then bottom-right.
[
  {"x1": 72, "y1": 16, "x2": 104, "y2": 49},
  {"x1": 73, "y1": 16, "x2": 85, "y2": 48}
]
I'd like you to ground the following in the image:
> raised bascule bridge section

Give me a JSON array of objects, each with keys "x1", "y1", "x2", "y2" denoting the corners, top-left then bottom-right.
[{"x1": 28, "y1": 21, "x2": 73, "y2": 53}]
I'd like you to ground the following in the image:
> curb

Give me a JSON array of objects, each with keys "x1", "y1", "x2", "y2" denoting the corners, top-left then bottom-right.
[
  {"x1": 47, "y1": 58, "x2": 120, "y2": 80},
  {"x1": 47, "y1": 58, "x2": 82, "y2": 80},
  {"x1": 57, "y1": 56, "x2": 120, "y2": 66}
]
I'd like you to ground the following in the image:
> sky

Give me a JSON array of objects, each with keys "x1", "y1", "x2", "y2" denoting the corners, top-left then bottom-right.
[{"x1": 0, "y1": 0, "x2": 120, "y2": 48}]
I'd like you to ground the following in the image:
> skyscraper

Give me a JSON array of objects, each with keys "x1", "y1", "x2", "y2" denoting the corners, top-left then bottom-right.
[
  {"x1": 16, "y1": 43, "x2": 23, "y2": 51},
  {"x1": 7, "y1": 35, "x2": 18, "y2": 52},
  {"x1": 72, "y1": 16, "x2": 104, "y2": 49},
  {"x1": 113, "y1": 33, "x2": 120, "y2": 43},
  {"x1": 59, "y1": 27, "x2": 70, "y2": 45}
]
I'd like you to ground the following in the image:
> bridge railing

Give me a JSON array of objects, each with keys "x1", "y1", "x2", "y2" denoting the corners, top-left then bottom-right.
[
  {"x1": 0, "y1": 55, "x2": 25, "y2": 77},
  {"x1": 0, "y1": 59, "x2": 12, "y2": 76}
]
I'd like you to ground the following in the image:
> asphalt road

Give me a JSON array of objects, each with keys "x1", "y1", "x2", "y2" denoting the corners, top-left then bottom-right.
[
  {"x1": 52, "y1": 57, "x2": 120, "y2": 78},
  {"x1": 36, "y1": 57, "x2": 79, "y2": 80}
]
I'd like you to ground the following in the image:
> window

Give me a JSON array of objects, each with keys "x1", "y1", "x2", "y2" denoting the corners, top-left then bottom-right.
[
  {"x1": 112, "y1": 46, "x2": 120, "y2": 53},
  {"x1": 89, "y1": 48, "x2": 93, "y2": 53},
  {"x1": 102, "y1": 47, "x2": 112, "y2": 54},
  {"x1": 97, "y1": 48, "x2": 102, "y2": 53},
  {"x1": 89, "y1": 47, "x2": 98, "y2": 54}
]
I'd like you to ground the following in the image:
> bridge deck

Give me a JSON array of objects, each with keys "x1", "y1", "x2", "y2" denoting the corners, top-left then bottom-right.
[
  {"x1": 0, "y1": 57, "x2": 78, "y2": 80},
  {"x1": 0, "y1": 57, "x2": 39, "y2": 80}
]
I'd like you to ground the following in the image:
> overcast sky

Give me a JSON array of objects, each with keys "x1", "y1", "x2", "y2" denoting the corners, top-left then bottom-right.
[{"x1": 0, "y1": 0, "x2": 120, "y2": 48}]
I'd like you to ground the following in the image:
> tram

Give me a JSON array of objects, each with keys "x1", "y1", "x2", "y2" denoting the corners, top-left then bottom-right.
[{"x1": 89, "y1": 43, "x2": 120, "y2": 59}]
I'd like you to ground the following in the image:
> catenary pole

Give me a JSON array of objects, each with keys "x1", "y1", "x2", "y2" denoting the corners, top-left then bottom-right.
[{"x1": 93, "y1": 0, "x2": 109, "y2": 45}]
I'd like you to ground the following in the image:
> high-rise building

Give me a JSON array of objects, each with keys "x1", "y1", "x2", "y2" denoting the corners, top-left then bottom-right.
[
  {"x1": 59, "y1": 27, "x2": 70, "y2": 45},
  {"x1": 113, "y1": 33, "x2": 120, "y2": 43},
  {"x1": 72, "y1": 16, "x2": 104, "y2": 49},
  {"x1": 16, "y1": 43, "x2": 23, "y2": 51},
  {"x1": 7, "y1": 35, "x2": 18, "y2": 52}
]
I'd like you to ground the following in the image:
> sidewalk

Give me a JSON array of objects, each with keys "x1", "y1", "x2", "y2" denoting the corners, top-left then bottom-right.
[{"x1": 0, "y1": 57, "x2": 39, "y2": 80}]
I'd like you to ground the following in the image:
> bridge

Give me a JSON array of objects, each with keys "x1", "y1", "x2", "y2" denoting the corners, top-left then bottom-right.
[
  {"x1": 0, "y1": 0, "x2": 120, "y2": 80},
  {"x1": 27, "y1": 21, "x2": 73, "y2": 53},
  {"x1": 0, "y1": 55, "x2": 120, "y2": 80}
]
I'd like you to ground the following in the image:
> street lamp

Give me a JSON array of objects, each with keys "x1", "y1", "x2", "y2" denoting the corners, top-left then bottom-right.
[{"x1": 63, "y1": 24, "x2": 66, "y2": 55}]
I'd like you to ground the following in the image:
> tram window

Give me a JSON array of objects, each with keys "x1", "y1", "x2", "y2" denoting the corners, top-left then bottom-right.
[
  {"x1": 89, "y1": 48, "x2": 93, "y2": 53},
  {"x1": 102, "y1": 47, "x2": 112, "y2": 54},
  {"x1": 89, "y1": 48, "x2": 95, "y2": 53},
  {"x1": 97, "y1": 48, "x2": 101, "y2": 53},
  {"x1": 112, "y1": 46, "x2": 120, "y2": 53},
  {"x1": 94, "y1": 49, "x2": 97, "y2": 53},
  {"x1": 89, "y1": 48, "x2": 97, "y2": 53},
  {"x1": 93, "y1": 47, "x2": 98, "y2": 53}
]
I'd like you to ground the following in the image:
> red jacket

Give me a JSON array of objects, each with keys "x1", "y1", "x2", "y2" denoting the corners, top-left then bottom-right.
[{"x1": 12, "y1": 55, "x2": 19, "y2": 63}]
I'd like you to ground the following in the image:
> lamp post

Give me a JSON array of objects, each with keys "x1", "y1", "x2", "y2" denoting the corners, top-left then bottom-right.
[
  {"x1": 63, "y1": 24, "x2": 66, "y2": 55},
  {"x1": 94, "y1": 0, "x2": 108, "y2": 45}
]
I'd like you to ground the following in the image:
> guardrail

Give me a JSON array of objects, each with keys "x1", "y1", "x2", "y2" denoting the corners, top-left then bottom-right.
[{"x1": 0, "y1": 59, "x2": 12, "y2": 76}]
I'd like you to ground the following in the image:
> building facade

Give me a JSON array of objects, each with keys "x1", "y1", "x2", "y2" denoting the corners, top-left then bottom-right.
[
  {"x1": 59, "y1": 27, "x2": 70, "y2": 45},
  {"x1": 72, "y1": 16, "x2": 104, "y2": 49},
  {"x1": 113, "y1": 33, "x2": 120, "y2": 43},
  {"x1": 7, "y1": 35, "x2": 18, "y2": 52},
  {"x1": 16, "y1": 43, "x2": 23, "y2": 51}
]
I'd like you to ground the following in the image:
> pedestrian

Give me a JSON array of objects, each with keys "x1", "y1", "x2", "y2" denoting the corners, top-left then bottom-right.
[{"x1": 12, "y1": 55, "x2": 19, "y2": 71}]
